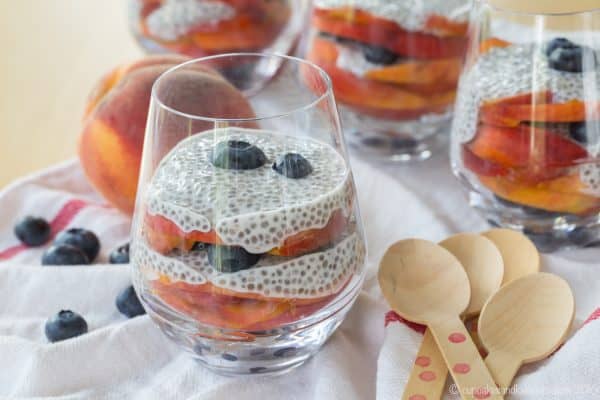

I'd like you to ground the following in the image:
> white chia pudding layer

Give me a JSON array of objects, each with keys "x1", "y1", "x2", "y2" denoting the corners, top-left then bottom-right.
[
  {"x1": 452, "y1": 43, "x2": 600, "y2": 196},
  {"x1": 314, "y1": 0, "x2": 469, "y2": 33},
  {"x1": 146, "y1": 128, "x2": 354, "y2": 254},
  {"x1": 145, "y1": 0, "x2": 236, "y2": 41},
  {"x1": 134, "y1": 232, "x2": 365, "y2": 299}
]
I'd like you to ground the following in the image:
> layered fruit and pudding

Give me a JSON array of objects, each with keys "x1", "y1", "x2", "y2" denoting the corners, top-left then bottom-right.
[
  {"x1": 131, "y1": 0, "x2": 291, "y2": 57},
  {"x1": 455, "y1": 38, "x2": 600, "y2": 216},
  {"x1": 306, "y1": 0, "x2": 469, "y2": 121},
  {"x1": 133, "y1": 127, "x2": 365, "y2": 331}
]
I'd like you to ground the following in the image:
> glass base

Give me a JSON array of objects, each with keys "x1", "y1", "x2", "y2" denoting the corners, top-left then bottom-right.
[
  {"x1": 342, "y1": 106, "x2": 451, "y2": 163},
  {"x1": 464, "y1": 184, "x2": 600, "y2": 253},
  {"x1": 137, "y1": 274, "x2": 362, "y2": 376}
]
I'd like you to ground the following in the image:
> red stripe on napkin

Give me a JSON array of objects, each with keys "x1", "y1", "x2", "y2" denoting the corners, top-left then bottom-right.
[
  {"x1": 0, "y1": 199, "x2": 91, "y2": 261},
  {"x1": 583, "y1": 308, "x2": 600, "y2": 326},
  {"x1": 384, "y1": 310, "x2": 426, "y2": 334}
]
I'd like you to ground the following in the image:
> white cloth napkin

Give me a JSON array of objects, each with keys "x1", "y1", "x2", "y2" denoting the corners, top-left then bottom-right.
[{"x1": 0, "y1": 153, "x2": 599, "y2": 399}]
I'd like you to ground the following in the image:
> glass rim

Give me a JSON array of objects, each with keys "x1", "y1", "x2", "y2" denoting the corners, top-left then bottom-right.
[
  {"x1": 477, "y1": 0, "x2": 600, "y2": 17},
  {"x1": 151, "y1": 52, "x2": 334, "y2": 123}
]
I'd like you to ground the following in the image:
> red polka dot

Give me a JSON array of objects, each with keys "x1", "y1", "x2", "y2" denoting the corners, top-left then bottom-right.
[
  {"x1": 448, "y1": 332, "x2": 466, "y2": 343},
  {"x1": 453, "y1": 363, "x2": 471, "y2": 374},
  {"x1": 409, "y1": 395, "x2": 427, "y2": 400},
  {"x1": 474, "y1": 388, "x2": 491, "y2": 399},
  {"x1": 419, "y1": 371, "x2": 436, "y2": 382},
  {"x1": 415, "y1": 356, "x2": 431, "y2": 367}
]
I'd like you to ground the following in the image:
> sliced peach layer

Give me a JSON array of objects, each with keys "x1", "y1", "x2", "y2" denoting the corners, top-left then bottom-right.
[
  {"x1": 480, "y1": 98, "x2": 600, "y2": 127},
  {"x1": 307, "y1": 38, "x2": 456, "y2": 119},
  {"x1": 144, "y1": 209, "x2": 347, "y2": 257},
  {"x1": 314, "y1": 7, "x2": 468, "y2": 38},
  {"x1": 153, "y1": 276, "x2": 339, "y2": 330},
  {"x1": 365, "y1": 57, "x2": 462, "y2": 86},
  {"x1": 468, "y1": 124, "x2": 588, "y2": 171},
  {"x1": 312, "y1": 12, "x2": 467, "y2": 59},
  {"x1": 311, "y1": 37, "x2": 460, "y2": 91},
  {"x1": 478, "y1": 174, "x2": 600, "y2": 215}
]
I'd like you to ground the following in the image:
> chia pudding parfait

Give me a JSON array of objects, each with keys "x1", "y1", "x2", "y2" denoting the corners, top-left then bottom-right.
[
  {"x1": 128, "y1": 0, "x2": 310, "y2": 82},
  {"x1": 451, "y1": 1, "x2": 600, "y2": 251},
  {"x1": 305, "y1": 0, "x2": 470, "y2": 161},
  {"x1": 130, "y1": 54, "x2": 366, "y2": 375}
]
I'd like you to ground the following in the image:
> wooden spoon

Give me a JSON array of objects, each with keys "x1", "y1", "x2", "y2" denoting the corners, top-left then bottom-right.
[
  {"x1": 482, "y1": 229, "x2": 540, "y2": 285},
  {"x1": 479, "y1": 272, "x2": 574, "y2": 390},
  {"x1": 379, "y1": 239, "x2": 503, "y2": 400},
  {"x1": 402, "y1": 234, "x2": 504, "y2": 400}
]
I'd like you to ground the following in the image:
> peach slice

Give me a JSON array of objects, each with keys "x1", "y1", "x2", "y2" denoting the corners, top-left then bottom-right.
[
  {"x1": 365, "y1": 57, "x2": 462, "y2": 86},
  {"x1": 480, "y1": 98, "x2": 600, "y2": 127},
  {"x1": 312, "y1": 13, "x2": 467, "y2": 59},
  {"x1": 478, "y1": 174, "x2": 600, "y2": 215},
  {"x1": 467, "y1": 124, "x2": 588, "y2": 171}
]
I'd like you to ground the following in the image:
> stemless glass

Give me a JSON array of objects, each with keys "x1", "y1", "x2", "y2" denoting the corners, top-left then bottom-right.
[
  {"x1": 128, "y1": 0, "x2": 309, "y2": 58},
  {"x1": 130, "y1": 54, "x2": 367, "y2": 375},
  {"x1": 451, "y1": 1, "x2": 600, "y2": 251},
  {"x1": 305, "y1": 0, "x2": 471, "y2": 161}
]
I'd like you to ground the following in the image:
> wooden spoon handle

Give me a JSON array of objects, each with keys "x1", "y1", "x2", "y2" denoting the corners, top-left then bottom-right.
[
  {"x1": 485, "y1": 351, "x2": 522, "y2": 391},
  {"x1": 402, "y1": 329, "x2": 448, "y2": 400},
  {"x1": 429, "y1": 317, "x2": 503, "y2": 400}
]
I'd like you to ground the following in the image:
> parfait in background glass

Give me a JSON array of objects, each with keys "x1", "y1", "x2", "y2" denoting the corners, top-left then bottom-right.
[
  {"x1": 306, "y1": 0, "x2": 470, "y2": 161},
  {"x1": 130, "y1": 54, "x2": 366, "y2": 375},
  {"x1": 451, "y1": 1, "x2": 600, "y2": 251},
  {"x1": 128, "y1": 0, "x2": 308, "y2": 58}
]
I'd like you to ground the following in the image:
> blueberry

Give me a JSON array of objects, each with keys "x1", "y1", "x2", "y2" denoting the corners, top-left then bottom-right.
[
  {"x1": 14, "y1": 216, "x2": 51, "y2": 246},
  {"x1": 391, "y1": 138, "x2": 418, "y2": 150},
  {"x1": 211, "y1": 140, "x2": 267, "y2": 170},
  {"x1": 273, "y1": 153, "x2": 313, "y2": 179},
  {"x1": 361, "y1": 136, "x2": 387, "y2": 148},
  {"x1": 191, "y1": 242, "x2": 208, "y2": 252},
  {"x1": 116, "y1": 285, "x2": 146, "y2": 318},
  {"x1": 54, "y1": 228, "x2": 100, "y2": 262},
  {"x1": 362, "y1": 44, "x2": 399, "y2": 65},
  {"x1": 207, "y1": 245, "x2": 262, "y2": 273},
  {"x1": 42, "y1": 244, "x2": 90, "y2": 266},
  {"x1": 44, "y1": 310, "x2": 88, "y2": 342},
  {"x1": 109, "y1": 243, "x2": 130, "y2": 264},
  {"x1": 546, "y1": 37, "x2": 596, "y2": 73},
  {"x1": 569, "y1": 122, "x2": 590, "y2": 144}
]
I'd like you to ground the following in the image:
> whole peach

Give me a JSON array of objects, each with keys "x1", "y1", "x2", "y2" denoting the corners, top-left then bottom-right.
[{"x1": 79, "y1": 55, "x2": 255, "y2": 214}]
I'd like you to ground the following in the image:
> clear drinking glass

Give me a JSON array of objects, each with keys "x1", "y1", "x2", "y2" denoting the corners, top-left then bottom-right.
[
  {"x1": 130, "y1": 54, "x2": 367, "y2": 375},
  {"x1": 305, "y1": 0, "x2": 471, "y2": 161},
  {"x1": 451, "y1": 1, "x2": 600, "y2": 251},
  {"x1": 128, "y1": 0, "x2": 309, "y2": 58}
]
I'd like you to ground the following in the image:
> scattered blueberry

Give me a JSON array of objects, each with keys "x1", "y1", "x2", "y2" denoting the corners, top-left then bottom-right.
[
  {"x1": 54, "y1": 228, "x2": 100, "y2": 262},
  {"x1": 44, "y1": 310, "x2": 88, "y2": 342},
  {"x1": 362, "y1": 44, "x2": 399, "y2": 65},
  {"x1": 116, "y1": 285, "x2": 146, "y2": 318},
  {"x1": 42, "y1": 244, "x2": 90, "y2": 266},
  {"x1": 109, "y1": 243, "x2": 130, "y2": 264},
  {"x1": 207, "y1": 245, "x2": 262, "y2": 273},
  {"x1": 211, "y1": 140, "x2": 266, "y2": 170},
  {"x1": 546, "y1": 37, "x2": 596, "y2": 73},
  {"x1": 14, "y1": 216, "x2": 51, "y2": 246},
  {"x1": 273, "y1": 347, "x2": 298, "y2": 358},
  {"x1": 249, "y1": 367, "x2": 268, "y2": 373},
  {"x1": 273, "y1": 153, "x2": 313, "y2": 179},
  {"x1": 221, "y1": 353, "x2": 238, "y2": 361},
  {"x1": 568, "y1": 122, "x2": 591, "y2": 144}
]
